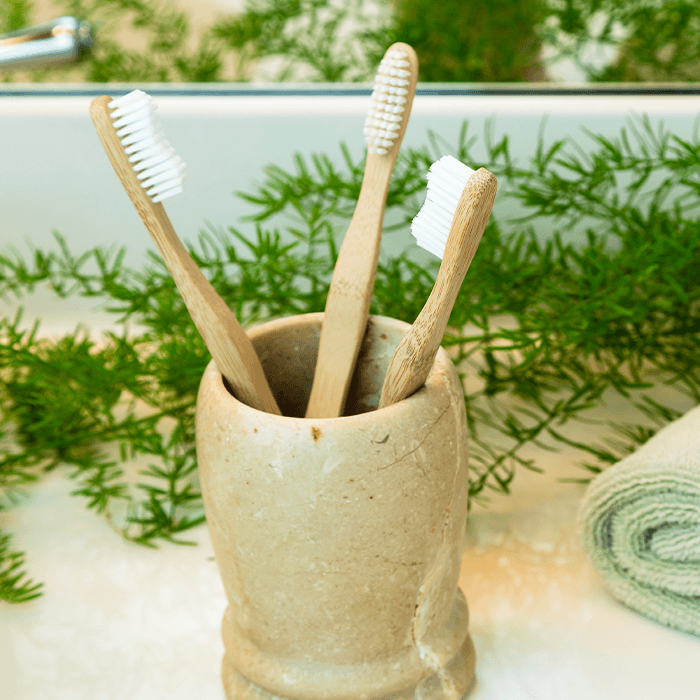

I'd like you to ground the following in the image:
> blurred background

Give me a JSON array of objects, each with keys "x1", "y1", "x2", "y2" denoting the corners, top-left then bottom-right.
[{"x1": 2, "y1": 0, "x2": 699, "y2": 84}]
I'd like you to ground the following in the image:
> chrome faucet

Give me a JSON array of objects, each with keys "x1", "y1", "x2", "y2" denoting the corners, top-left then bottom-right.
[{"x1": 0, "y1": 16, "x2": 93, "y2": 70}]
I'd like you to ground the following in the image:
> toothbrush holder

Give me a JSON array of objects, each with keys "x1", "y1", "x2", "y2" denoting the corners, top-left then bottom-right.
[{"x1": 195, "y1": 313, "x2": 475, "y2": 700}]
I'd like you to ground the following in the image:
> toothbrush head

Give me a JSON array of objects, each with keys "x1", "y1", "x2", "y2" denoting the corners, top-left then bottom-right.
[
  {"x1": 363, "y1": 42, "x2": 418, "y2": 156},
  {"x1": 411, "y1": 156, "x2": 477, "y2": 259},
  {"x1": 106, "y1": 89, "x2": 185, "y2": 203}
]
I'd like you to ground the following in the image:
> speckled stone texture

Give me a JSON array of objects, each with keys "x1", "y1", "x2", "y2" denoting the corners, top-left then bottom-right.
[{"x1": 195, "y1": 313, "x2": 474, "y2": 700}]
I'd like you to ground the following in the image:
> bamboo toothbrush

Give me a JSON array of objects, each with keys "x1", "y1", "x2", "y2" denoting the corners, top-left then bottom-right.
[
  {"x1": 90, "y1": 90, "x2": 281, "y2": 415},
  {"x1": 304, "y1": 42, "x2": 418, "y2": 419},
  {"x1": 378, "y1": 156, "x2": 497, "y2": 409}
]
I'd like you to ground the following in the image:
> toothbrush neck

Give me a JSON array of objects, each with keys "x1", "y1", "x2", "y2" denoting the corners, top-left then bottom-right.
[
  {"x1": 356, "y1": 152, "x2": 396, "y2": 213},
  {"x1": 420, "y1": 268, "x2": 459, "y2": 338}
]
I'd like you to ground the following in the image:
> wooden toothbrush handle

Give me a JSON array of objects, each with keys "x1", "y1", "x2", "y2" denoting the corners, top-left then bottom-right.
[
  {"x1": 90, "y1": 96, "x2": 281, "y2": 415},
  {"x1": 377, "y1": 285, "x2": 446, "y2": 411},
  {"x1": 305, "y1": 157, "x2": 390, "y2": 419},
  {"x1": 144, "y1": 206, "x2": 282, "y2": 415},
  {"x1": 378, "y1": 169, "x2": 497, "y2": 409},
  {"x1": 304, "y1": 43, "x2": 418, "y2": 419}
]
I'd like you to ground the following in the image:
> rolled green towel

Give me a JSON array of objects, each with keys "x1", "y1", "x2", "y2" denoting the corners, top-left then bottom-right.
[{"x1": 578, "y1": 404, "x2": 700, "y2": 637}]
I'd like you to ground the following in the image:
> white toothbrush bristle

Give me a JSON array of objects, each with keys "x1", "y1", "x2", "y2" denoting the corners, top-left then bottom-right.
[
  {"x1": 364, "y1": 48, "x2": 414, "y2": 155},
  {"x1": 411, "y1": 156, "x2": 476, "y2": 259},
  {"x1": 108, "y1": 89, "x2": 185, "y2": 203}
]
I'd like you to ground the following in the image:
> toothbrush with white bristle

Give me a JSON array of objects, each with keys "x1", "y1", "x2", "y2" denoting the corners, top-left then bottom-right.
[
  {"x1": 90, "y1": 90, "x2": 281, "y2": 415},
  {"x1": 378, "y1": 156, "x2": 497, "y2": 409},
  {"x1": 305, "y1": 42, "x2": 418, "y2": 419}
]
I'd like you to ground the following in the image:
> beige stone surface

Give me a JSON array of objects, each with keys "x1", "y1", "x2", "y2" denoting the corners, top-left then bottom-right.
[
  {"x1": 3, "y1": 369, "x2": 700, "y2": 699},
  {"x1": 195, "y1": 313, "x2": 475, "y2": 699}
]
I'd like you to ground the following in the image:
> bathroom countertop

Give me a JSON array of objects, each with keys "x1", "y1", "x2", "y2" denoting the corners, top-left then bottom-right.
[
  {"x1": 1, "y1": 306, "x2": 699, "y2": 700},
  {"x1": 460, "y1": 456, "x2": 700, "y2": 699},
  {"x1": 2, "y1": 439, "x2": 699, "y2": 700}
]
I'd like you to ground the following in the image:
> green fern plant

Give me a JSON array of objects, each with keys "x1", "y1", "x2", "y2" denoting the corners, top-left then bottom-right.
[{"x1": 2, "y1": 116, "x2": 700, "y2": 603}]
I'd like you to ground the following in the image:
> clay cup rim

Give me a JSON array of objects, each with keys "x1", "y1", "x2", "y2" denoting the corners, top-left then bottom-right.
[{"x1": 202, "y1": 313, "x2": 457, "y2": 426}]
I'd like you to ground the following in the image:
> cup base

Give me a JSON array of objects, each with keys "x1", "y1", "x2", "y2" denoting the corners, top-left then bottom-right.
[{"x1": 221, "y1": 631, "x2": 476, "y2": 700}]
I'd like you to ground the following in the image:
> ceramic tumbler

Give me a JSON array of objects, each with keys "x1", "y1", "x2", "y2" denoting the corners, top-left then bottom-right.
[{"x1": 195, "y1": 313, "x2": 475, "y2": 700}]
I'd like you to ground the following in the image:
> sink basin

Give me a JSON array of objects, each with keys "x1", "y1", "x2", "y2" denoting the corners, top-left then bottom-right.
[{"x1": 2, "y1": 84, "x2": 699, "y2": 265}]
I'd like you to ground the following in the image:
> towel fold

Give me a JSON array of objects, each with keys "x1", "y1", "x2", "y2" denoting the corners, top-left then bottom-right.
[{"x1": 579, "y1": 404, "x2": 700, "y2": 637}]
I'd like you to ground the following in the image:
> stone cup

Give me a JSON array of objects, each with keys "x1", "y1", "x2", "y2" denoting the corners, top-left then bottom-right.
[{"x1": 195, "y1": 313, "x2": 475, "y2": 700}]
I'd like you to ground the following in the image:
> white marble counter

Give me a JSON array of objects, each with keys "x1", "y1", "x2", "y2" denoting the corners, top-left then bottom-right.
[{"x1": 2, "y1": 438, "x2": 698, "y2": 699}]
